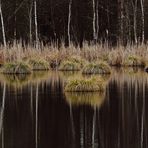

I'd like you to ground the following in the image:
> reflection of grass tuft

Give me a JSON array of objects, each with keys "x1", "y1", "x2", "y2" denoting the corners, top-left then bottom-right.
[
  {"x1": 65, "y1": 92, "x2": 105, "y2": 107},
  {"x1": 82, "y1": 61, "x2": 111, "y2": 74},
  {"x1": 2, "y1": 62, "x2": 31, "y2": 74},
  {"x1": 65, "y1": 77, "x2": 105, "y2": 92}
]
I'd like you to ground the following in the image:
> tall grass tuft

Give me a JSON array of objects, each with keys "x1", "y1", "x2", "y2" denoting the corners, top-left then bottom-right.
[
  {"x1": 82, "y1": 61, "x2": 111, "y2": 74},
  {"x1": 28, "y1": 58, "x2": 49, "y2": 71},
  {"x1": 59, "y1": 60, "x2": 81, "y2": 71},
  {"x1": 2, "y1": 62, "x2": 31, "y2": 74},
  {"x1": 65, "y1": 77, "x2": 105, "y2": 92}
]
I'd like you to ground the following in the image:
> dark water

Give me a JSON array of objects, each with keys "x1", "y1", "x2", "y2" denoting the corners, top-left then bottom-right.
[{"x1": 0, "y1": 69, "x2": 148, "y2": 148}]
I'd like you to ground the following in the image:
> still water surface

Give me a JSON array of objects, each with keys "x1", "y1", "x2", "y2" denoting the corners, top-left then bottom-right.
[{"x1": 0, "y1": 68, "x2": 148, "y2": 148}]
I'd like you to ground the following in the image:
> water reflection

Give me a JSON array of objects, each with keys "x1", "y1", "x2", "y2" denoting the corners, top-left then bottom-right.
[
  {"x1": 65, "y1": 92, "x2": 105, "y2": 108},
  {"x1": 0, "y1": 68, "x2": 147, "y2": 148}
]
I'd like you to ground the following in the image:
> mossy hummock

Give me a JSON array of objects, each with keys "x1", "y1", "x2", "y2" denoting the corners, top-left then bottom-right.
[
  {"x1": 123, "y1": 55, "x2": 145, "y2": 67},
  {"x1": 29, "y1": 58, "x2": 49, "y2": 71},
  {"x1": 82, "y1": 61, "x2": 111, "y2": 74},
  {"x1": 59, "y1": 60, "x2": 81, "y2": 71},
  {"x1": 65, "y1": 77, "x2": 105, "y2": 92},
  {"x1": 2, "y1": 62, "x2": 31, "y2": 74},
  {"x1": 67, "y1": 56, "x2": 87, "y2": 68}
]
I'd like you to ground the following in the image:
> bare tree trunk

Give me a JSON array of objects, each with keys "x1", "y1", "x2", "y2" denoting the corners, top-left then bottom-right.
[
  {"x1": 0, "y1": 1, "x2": 6, "y2": 47},
  {"x1": 68, "y1": 0, "x2": 72, "y2": 46},
  {"x1": 140, "y1": 0, "x2": 145, "y2": 44},
  {"x1": 96, "y1": 1, "x2": 99, "y2": 41},
  {"x1": 29, "y1": 0, "x2": 33, "y2": 44},
  {"x1": 132, "y1": 0, "x2": 138, "y2": 44},
  {"x1": 92, "y1": 0, "x2": 97, "y2": 42},
  {"x1": 118, "y1": 0, "x2": 124, "y2": 44},
  {"x1": 34, "y1": 0, "x2": 39, "y2": 49}
]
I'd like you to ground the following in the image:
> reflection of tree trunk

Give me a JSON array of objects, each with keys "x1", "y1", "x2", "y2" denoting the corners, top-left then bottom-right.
[
  {"x1": 2, "y1": 127, "x2": 4, "y2": 148},
  {"x1": 80, "y1": 111, "x2": 84, "y2": 148},
  {"x1": 92, "y1": 108, "x2": 96, "y2": 148},
  {"x1": 69, "y1": 103, "x2": 75, "y2": 140},
  {"x1": 35, "y1": 83, "x2": 39, "y2": 148},
  {"x1": 30, "y1": 84, "x2": 33, "y2": 118},
  {"x1": 141, "y1": 83, "x2": 145, "y2": 148},
  {"x1": 0, "y1": 83, "x2": 6, "y2": 134}
]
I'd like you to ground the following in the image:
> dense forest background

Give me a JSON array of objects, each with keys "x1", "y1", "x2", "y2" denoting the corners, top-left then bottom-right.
[{"x1": 0, "y1": 0, "x2": 148, "y2": 46}]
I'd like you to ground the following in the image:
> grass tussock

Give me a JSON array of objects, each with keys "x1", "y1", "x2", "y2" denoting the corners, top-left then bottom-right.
[
  {"x1": 66, "y1": 56, "x2": 88, "y2": 68},
  {"x1": 28, "y1": 58, "x2": 49, "y2": 71},
  {"x1": 2, "y1": 62, "x2": 31, "y2": 74},
  {"x1": 123, "y1": 55, "x2": 145, "y2": 67},
  {"x1": 0, "y1": 42, "x2": 148, "y2": 69},
  {"x1": 108, "y1": 50, "x2": 124, "y2": 66},
  {"x1": 82, "y1": 61, "x2": 111, "y2": 74},
  {"x1": 65, "y1": 77, "x2": 105, "y2": 92},
  {"x1": 58, "y1": 60, "x2": 81, "y2": 71}
]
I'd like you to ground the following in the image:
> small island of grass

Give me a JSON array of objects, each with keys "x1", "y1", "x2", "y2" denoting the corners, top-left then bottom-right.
[
  {"x1": 82, "y1": 61, "x2": 111, "y2": 74},
  {"x1": 64, "y1": 77, "x2": 105, "y2": 92},
  {"x1": 58, "y1": 60, "x2": 81, "y2": 71},
  {"x1": 2, "y1": 62, "x2": 31, "y2": 74},
  {"x1": 29, "y1": 58, "x2": 49, "y2": 71}
]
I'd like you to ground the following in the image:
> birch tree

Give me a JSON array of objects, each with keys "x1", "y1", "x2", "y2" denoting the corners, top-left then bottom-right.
[
  {"x1": 92, "y1": 0, "x2": 97, "y2": 42},
  {"x1": 29, "y1": 0, "x2": 33, "y2": 44},
  {"x1": 0, "y1": 0, "x2": 6, "y2": 47},
  {"x1": 131, "y1": 0, "x2": 138, "y2": 44},
  {"x1": 68, "y1": 0, "x2": 72, "y2": 46},
  {"x1": 140, "y1": 0, "x2": 145, "y2": 43},
  {"x1": 118, "y1": 0, "x2": 124, "y2": 44},
  {"x1": 34, "y1": 0, "x2": 39, "y2": 48}
]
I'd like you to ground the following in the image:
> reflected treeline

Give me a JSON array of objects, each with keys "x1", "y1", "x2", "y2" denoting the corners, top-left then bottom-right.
[{"x1": 0, "y1": 68, "x2": 147, "y2": 148}]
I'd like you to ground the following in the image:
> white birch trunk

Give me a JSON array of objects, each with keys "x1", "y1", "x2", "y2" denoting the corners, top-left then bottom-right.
[
  {"x1": 0, "y1": 1, "x2": 6, "y2": 47},
  {"x1": 34, "y1": 0, "x2": 39, "y2": 49},
  {"x1": 92, "y1": 0, "x2": 96, "y2": 41},
  {"x1": 133, "y1": 0, "x2": 138, "y2": 44},
  {"x1": 68, "y1": 0, "x2": 72, "y2": 45},
  {"x1": 140, "y1": 0, "x2": 145, "y2": 44},
  {"x1": 96, "y1": 1, "x2": 99, "y2": 41},
  {"x1": 29, "y1": 0, "x2": 33, "y2": 44}
]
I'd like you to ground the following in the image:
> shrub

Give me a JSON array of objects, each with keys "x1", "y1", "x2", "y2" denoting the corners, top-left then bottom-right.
[
  {"x1": 82, "y1": 61, "x2": 111, "y2": 74},
  {"x1": 64, "y1": 77, "x2": 105, "y2": 92},
  {"x1": 29, "y1": 58, "x2": 49, "y2": 71},
  {"x1": 2, "y1": 62, "x2": 31, "y2": 74},
  {"x1": 59, "y1": 60, "x2": 81, "y2": 71}
]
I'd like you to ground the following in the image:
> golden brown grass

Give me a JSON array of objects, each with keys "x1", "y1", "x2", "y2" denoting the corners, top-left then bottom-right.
[{"x1": 0, "y1": 42, "x2": 147, "y2": 69}]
